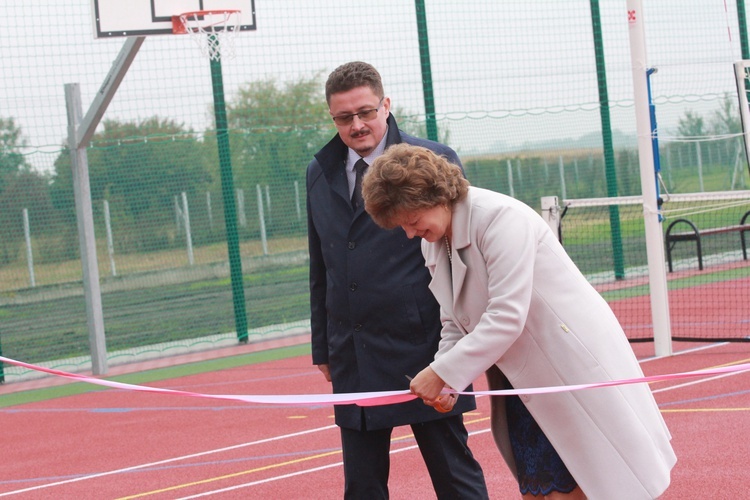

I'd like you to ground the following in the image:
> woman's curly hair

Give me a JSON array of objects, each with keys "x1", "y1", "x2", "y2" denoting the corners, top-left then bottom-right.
[{"x1": 362, "y1": 143, "x2": 469, "y2": 229}]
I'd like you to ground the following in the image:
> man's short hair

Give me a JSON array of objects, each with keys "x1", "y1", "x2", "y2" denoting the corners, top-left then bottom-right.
[{"x1": 325, "y1": 61, "x2": 384, "y2": 104}]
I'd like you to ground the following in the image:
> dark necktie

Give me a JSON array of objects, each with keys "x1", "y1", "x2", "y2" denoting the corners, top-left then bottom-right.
[{"x1": 351, "y1": 158, "x2": 368, "y2": 210}]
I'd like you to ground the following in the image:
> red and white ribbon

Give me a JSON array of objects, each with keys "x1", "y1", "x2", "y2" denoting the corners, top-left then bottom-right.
[{"x1": 1, "y1": 355, "x2": 748, "y2": 407}]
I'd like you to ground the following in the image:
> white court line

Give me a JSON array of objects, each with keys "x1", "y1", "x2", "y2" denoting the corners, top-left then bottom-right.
[
  {"x1": 177, "y1": 351, "x2": 750, "y2": 499},
  {"x1": 640, "y1": 341, "x2": 750, "y2": 393},
  {"x1": 652, "y1": 369, "x2": 750, "y2": 393},
  {"x1": 639, "y1": 342, "x2": 729, "y2": 363},
  {"x1": 0, "y1": 424, "x2": 339, "y2": 497},
  {"x1": 3, "y1": 342, "x2": 741, "y2": 497},
  {"x1": 176, "y1": 428, "x2": 493, "y2": 499}
]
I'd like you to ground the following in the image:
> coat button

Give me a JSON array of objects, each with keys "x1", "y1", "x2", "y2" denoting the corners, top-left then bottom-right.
[
  {"x1": 354, "y1": 324, "x2": 363, "y2": 332},
  {"x1": 461, "y1": 317, "x2": 470, "y2": 325},
  {"x1": 520, "y1": 394, "x2": 531, "y2": 403},
  {"x1": 349, "y1": 282, "x2": 358, "y2": 291},
  {"x1": 348, "y1": 241, "x2": 356, "y2": 249}
]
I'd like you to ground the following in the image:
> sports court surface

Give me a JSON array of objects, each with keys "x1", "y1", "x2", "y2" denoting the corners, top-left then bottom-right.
[{"x1": 1, "y1": 335, "x2": 748, "y2": 499}]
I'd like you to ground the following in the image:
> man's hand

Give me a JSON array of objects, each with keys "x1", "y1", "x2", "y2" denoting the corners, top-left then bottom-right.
[{"x1": 317, "y1": 364, "x2": 332, "y2": 382}]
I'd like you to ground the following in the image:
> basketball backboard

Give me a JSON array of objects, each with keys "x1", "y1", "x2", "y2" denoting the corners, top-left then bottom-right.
[{"x1": 91, "y1": 0, "x2": 256, "y2": 38}]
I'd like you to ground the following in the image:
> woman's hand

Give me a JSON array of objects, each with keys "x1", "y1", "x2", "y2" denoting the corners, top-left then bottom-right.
[{"x1": 409, "y1": 366, "x2": 457, "y2": 413}]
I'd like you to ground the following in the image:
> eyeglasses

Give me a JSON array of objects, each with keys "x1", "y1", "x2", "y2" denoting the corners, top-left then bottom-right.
[{"x1": 331, "y1": 98, "x2": 385, "y2": 126}]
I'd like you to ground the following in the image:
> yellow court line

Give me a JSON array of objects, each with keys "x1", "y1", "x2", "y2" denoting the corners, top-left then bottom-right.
[
  {"x1": 116, "y1": 449, "x2": 343, "y2": 499},
  {"x1": 121, "y1": 415, "x2": 495, "y2": 498},
  {"x1": 661, "y1": 407, "x2": 750, "y2": 413},
  {"x1": 709, "y1": 357, "x2": 750, "y2": 369}
]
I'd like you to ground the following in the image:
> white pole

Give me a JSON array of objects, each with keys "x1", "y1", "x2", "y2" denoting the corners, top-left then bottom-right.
[
  {"x1": 265, "y1": 185, "x2": 272, "y2": 227},
  {"x1": 206, "y1": 191, "x2": 214, "y2": 231},
  {"x1": 696, "y1": 141, "x2": 704, "y2": 192},
  {"x1": 540, "y1": 196, "x2": 560, "y2": 238},
  {"x1": 104, "y1": 200, "x2": 117, "y2": 276},
  {"x1": 23, "y1": 208, "x2": 35, "y2": 288},
  {"x1": 256, "y1": 184, "x2": 268, "y2": 255},
  {"x1": 236, "y1": 188, "x2": 247, "y2": 227},
  {"x1": 182, "y1": 192, "x2": 194, "y2": 265},
  {"x1": 626, "y1": 0, "x2": 672, "y2": 356},
  {"x1": 734, "y1": 61, "x2": 750, "y2": 172},
  {"x1": 516, "y1": 159, "x2": 522, "y2": 183},
  {"x1": 506, "y1": 159, "x2": 515, "y2": 198},
  {"x1": 558, "y1": 156, "x2": 567, "y2": 200},
  {"x1": 294, "y1": 180, "x2": 301, "y2": 220},
  {"x1": 174, "y1": 195, "x2": 182, "y2": 235}
]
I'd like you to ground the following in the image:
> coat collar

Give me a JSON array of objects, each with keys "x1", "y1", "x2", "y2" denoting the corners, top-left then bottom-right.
[
  {"x1": 425, "y1": 188, "x2": 474, "y2": 321},
  {"x1": 314, "y1": 114, "x2": 403, "y2": 172},
  {"x1": 313, "y1": 114, "x2": 403, "y2": 214}
]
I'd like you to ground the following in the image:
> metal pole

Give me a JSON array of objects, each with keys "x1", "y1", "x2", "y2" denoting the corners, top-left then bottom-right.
[
  {"x1": 414, "y1": 0, "x2": 438, "y2": 142},
  {"x1": 256, "y1": 184, "x2": 268, "y2": 255},
  {"x1": 737, "y1": 0, "x2": 750, "y2": 60},
  {"x1": 104, "y1": 200, "x2": 117, "y2": 277},
  {"x1": 182, "y1": 192, "x2": 194, "y2": 265},
  {"x1": 23, "y1": 208, "x2": 35, "y2": 288},
  {"x1": 590, "y1": 0, "x2": 625, "y2": 280},
  {"x1": 626, "y1": 0, "x2": 672, "y2": 356},
  {"x1": 65, "y1": 83, "x2": 108, "y2": 374},
  {"x1": 209, "y1": 38, "x2": 248, "y2": 343}
]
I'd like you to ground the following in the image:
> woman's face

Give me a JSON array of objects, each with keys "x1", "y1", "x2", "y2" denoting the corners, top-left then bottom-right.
[{"x1": 398, "y1": 205, "x2": 452, "y2": 242}]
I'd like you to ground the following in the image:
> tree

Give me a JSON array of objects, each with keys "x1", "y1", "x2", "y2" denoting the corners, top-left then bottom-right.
[
  {"x1": 709, "y1": 93, "x2": 743, "y2": 167},
  {"x1": 50, "y1": 117, "x2": 213, "y2": 252},
  {"x1": 0, "y1": 117, "x2": 28, "y2": 193},
  {"x1": 0, "y1": 170, "x2": 56, "y2": 264},
  {"x1": 0, "y1": 118, "x2": 58, "y2": 264},
  {"x1": 676, "y1": 109, "x2": 705, "y2": 139},
  {"x1": 222, "y1": 74, "x2": 334, "y2": 235},
  {"x1": 710, "y1": 93, "x2": 741, "y2": 134},
  {"x1": 392, "y1": 106, "x2": 452, "y2": 146}
]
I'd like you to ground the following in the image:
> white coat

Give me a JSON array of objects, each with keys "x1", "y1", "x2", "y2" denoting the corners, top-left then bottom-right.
[{"x1": 424, "y1": 187, "x2": 676, "y2": 500}]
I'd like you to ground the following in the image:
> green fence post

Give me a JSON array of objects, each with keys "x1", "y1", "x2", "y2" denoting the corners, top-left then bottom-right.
[
  {"x1": 414, "y1": 0, "x2": 438, "y2": 142},
  {"x1": 210, "y1": 39, "x2": 249, "y2": 343},
  {"x1": 590, "y1": 0, "x2": 625, "y2": 280},
  {"x1": 737, "y1": 0, "x2": 750, "y2": 60},
  {"x1": 0, "y1": 333, "x2": 4, "y2": 383}
]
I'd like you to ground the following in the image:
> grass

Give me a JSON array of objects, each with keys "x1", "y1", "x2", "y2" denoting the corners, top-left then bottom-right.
[
  {"x1": 0, "y1": 235, "x2": 308, "y2": 292},
  {"x1": 1, "y1": 188, "x2": 748, "y2": 367},
  {"x1": 0, "y1": 262, "x2": 312, "y2": 364}
]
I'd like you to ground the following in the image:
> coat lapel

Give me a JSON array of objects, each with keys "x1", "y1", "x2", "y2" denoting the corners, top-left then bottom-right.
[
  {"x1": 425, "y1": 190, "x2": 473, "y2": 331},
  {"x1": 449, "y1": 191, "x2": 472, "y2": 312},
  {"x1": 425, "y1": 241, "x2": 453, "y2": 308}
]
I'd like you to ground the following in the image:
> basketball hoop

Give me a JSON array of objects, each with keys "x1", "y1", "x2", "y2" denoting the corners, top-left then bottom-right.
[{"x1": 172, "y1": 10, "x2": 241, "y2": 61}]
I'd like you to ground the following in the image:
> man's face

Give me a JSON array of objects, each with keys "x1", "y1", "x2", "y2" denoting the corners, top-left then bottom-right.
[{"x1": 328, "y1": 86, "x2": 390, "y2": 158}]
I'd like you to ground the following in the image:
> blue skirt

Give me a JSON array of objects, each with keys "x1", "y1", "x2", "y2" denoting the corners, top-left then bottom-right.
[{"x1": 505, "y1": 394, "x2": 578, "y2": 495}]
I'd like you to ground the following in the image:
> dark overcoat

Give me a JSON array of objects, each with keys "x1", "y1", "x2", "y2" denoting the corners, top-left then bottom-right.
[{"x1": 307, "y1": 115, "x2": 476, "y2": 430}]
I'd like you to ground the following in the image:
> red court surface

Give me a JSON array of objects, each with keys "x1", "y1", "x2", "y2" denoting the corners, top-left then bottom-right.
[{"x1": 1, "y1": 340, "x2": 749, "y2": 499}]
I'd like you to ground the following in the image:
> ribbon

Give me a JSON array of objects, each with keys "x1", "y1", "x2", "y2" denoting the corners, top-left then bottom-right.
[{"x1": 1, "y1": 355, "x2": 749, "y2": 407}]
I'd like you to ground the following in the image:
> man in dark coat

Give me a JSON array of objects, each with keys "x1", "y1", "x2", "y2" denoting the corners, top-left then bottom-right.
[{"x1": 306, "y1": 61, "x2": 488, "y2": 499}]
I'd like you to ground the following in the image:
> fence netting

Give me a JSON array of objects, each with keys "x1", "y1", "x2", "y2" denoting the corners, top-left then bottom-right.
[{"x1": 1, "y1": 1, "x2": 749, "y2": 380}]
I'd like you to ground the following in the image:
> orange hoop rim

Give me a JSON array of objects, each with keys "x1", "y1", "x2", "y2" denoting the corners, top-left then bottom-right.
[{"x1": 172, "y1": 10, "x2": 241, "y2": 35}]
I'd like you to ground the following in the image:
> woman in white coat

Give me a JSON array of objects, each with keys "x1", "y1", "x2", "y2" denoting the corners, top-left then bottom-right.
[{"x1": 362, "y1": 143, "x2": 676, "y2": 500}]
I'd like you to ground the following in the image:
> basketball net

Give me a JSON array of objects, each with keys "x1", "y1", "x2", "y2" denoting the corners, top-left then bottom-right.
[{"x1": 173, "y1": 10, "x2": 240, "y2": 61}]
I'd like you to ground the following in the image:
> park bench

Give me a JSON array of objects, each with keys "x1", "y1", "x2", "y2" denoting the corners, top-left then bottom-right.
[{"x1": 665, "y1": 210, "x2": 750, "y2": 272}]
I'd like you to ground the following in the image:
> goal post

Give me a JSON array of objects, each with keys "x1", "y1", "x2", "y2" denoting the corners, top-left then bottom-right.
[{"x1": 734, "y1": 60, "x2": 750, "y2": 177}]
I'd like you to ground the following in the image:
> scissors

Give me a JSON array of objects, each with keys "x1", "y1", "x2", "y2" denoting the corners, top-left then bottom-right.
[{"x1": 405, "y1": 375, "x2": 456, "y2": 413}]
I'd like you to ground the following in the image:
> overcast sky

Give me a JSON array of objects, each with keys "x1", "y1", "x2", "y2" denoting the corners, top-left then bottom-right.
[{"x1": 1, "y1": 0, "x2": 745, "y2": 172}]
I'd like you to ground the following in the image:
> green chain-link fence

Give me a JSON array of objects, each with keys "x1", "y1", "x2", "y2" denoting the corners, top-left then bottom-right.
[{"x1": 2, "y1": 1, "x2": 750, "y2": 380}]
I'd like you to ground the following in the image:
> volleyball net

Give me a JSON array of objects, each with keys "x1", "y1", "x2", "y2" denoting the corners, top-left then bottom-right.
[{"x1": 545, "y1": 191, "x2": 750, "y2": 343}]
